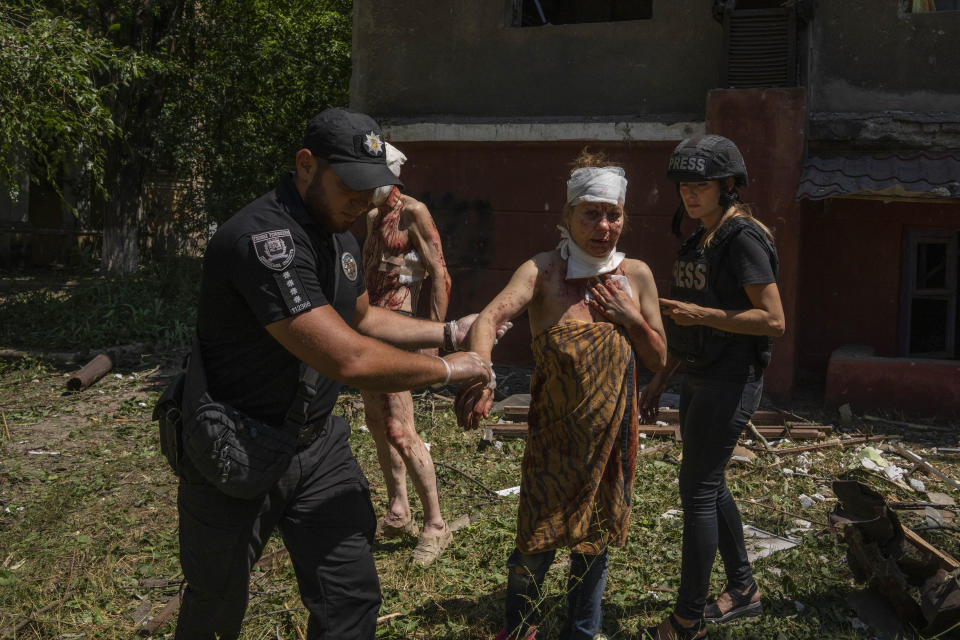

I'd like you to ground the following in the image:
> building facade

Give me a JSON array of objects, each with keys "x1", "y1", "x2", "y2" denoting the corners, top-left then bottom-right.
[{"x1": 351, "y1": 0, "x2": 960, "y2": 411}]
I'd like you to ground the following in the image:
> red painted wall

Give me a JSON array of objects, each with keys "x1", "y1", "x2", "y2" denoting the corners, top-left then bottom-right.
[
  {"x1": 706, "y1": 88, "x2": 807, "y2": 401},
  {"x1": 798, "y1": 197, "x2": 960, "y2": 371},
  {"x1": 353, "y1": 140, "x2": 683, "y2": 365}
]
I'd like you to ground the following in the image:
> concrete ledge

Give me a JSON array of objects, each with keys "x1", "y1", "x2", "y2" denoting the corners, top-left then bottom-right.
[{"x1": 825, "y1": 345, "x2": 960, "y2": 415}]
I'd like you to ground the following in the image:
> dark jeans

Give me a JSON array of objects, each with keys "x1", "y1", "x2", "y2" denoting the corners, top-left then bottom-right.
[
  {"x1": 504, "y1": 548, "x2": 609, "y2": 640},
  {"x1": 674, "y1": 373, "x2": 762, "y2": 620},
  {"x1": 174, "y1": 416, "x2": 380, "y2": 640}
]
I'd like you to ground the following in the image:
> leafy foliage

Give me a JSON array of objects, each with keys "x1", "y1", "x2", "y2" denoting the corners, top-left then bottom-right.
[
  {"x1": 0, "y1": 0, "x2": 352, "y2": 265},
  {"x1": 160, "y1": 0, "x2": 352, "y2": 224},
  {"x1": 0, "y1": 2, "x2": 150, "y2": 204}
]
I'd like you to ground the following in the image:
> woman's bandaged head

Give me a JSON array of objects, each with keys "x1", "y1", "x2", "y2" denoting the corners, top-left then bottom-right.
[
  {"x1": 373, "y1": 142, "x2": 407, "y2": 205},
  {"x1": 566, "y1": 166, "x2": 627, "y2": 207}
]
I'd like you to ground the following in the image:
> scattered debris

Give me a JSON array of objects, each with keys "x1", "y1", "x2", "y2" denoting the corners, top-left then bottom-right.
[
  {"x1": 67, "y1": 353, "x2": 114, "y2": 392},
  {"x1": 863, "y1": 415, "x2": 954, "y2": 433},
  {"x1": 838, "y1": 403, "x2": 854, "y2": 426},
  {"x1": 495, "y1": 486, "x2": 520, "y2": 497},
  {"x1": 829, "y1": 479, "x2": 960, "y2": 635},
  {"x1": 661, "y1": 509, "x2": 681, "y2": 520},
  {"x1": 138, "y1": 587, "x2": 182, "y2": 636},
  {"x1": 846, "y1": 588, "x2": 904, "y2": 639},
  {"x1": 887, "y1": 442, "x2": 960, "y2": 492},
  {"x1": 26, "y1": 450, "x2": 60, "y2": 456},
  {"x1": 742, "y1": 525, "x2": 799, "y2": 562}
]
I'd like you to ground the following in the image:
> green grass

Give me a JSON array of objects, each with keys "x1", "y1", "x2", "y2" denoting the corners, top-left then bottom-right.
[
  {"x1": 1, "y1": 262, "x2": 958, "y2": 638},
  {"x1": 0, "y1": 257, "x2": 201, "y2": 353}
]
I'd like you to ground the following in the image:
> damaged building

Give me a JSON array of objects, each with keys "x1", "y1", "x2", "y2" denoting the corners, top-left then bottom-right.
[{"x1": 349, "y1": 0, "x2": 960, "y2": 412}]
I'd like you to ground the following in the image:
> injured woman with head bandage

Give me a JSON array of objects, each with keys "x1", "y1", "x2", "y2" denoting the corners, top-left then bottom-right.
[{"x1": 454, "y1": 149, "x2": 667, "y2": 640}]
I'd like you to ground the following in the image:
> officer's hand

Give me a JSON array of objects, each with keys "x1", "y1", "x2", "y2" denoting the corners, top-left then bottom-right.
[
  {"x1": 451, "y1": 314, "x2": 513, "y2": 349},
  {"x1": 443, "y1": 351, "x2": 492, "y2": 386},
  {"x1": 658, "y1": 298, "x2": 710, "y2": 327}
]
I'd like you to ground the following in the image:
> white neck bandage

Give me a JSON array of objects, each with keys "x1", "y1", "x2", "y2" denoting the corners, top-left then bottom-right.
[
  {"x1": 556, "y1": 225, "x2": 625, "y2": 280},
  {"x1": 566, "y1": 166, "x2": 627, "y2": 207},
  {"x1": 373, "y1": 142, "x2": 407, "y2": 205}
]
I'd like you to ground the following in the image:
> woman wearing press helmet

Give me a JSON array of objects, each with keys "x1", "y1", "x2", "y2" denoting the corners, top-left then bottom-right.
[{"x1": 639, "y1": 135, "x2": 784, "y2": 640}]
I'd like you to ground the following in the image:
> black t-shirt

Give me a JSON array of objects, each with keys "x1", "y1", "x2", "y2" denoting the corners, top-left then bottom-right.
[
  {"x1": 697, "y1": 224, "x2": 777, "y2": 376},
  {"x1": 714, "y1": 226, "x2": 777, "y2": 309},
  {"x1": 196, "y1": 172, "x2": 366, "y2": 428},
  {"x1": 669, "y1": 219, "x2": 777, "y2": 377}
]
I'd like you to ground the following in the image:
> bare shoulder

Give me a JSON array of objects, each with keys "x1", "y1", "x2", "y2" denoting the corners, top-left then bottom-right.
[
  {"x1": 401, "y1": 195, "x2": 431, "y2": 220},
  {"x1": 623, "y1": 258, "x2": 655, "y2": 282}
]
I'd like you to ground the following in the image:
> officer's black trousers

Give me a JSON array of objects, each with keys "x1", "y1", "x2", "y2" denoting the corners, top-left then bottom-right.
[
  {"x1": 174, "y1": 417, "x2": 380, "y2": 640},
  {"x1": 674, "y1": 373, "x2": 762, "y2": 620}
]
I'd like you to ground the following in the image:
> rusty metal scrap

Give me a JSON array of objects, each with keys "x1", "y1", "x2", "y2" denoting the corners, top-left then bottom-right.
[{"x1": 830, "y1": 479, "x2": 960, "y2": 635}]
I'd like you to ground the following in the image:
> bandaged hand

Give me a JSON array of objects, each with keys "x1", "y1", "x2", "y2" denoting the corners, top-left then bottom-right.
[
  {"x1": 448, "y1": 315, "x2": 514, "y2": 350},
  {"x1": 587, "y1": 277, "x2": 640, "y2": 326}
]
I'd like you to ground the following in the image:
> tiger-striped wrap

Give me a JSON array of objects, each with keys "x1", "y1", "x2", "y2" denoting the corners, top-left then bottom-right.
[{"x1": 517, "y1": 320, "x2": 638, "y2": 555}]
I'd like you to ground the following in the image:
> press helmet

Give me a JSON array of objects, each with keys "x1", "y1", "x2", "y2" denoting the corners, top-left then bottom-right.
[{"x1": 666, "y1": 135, "x2": 748, "y2": 188}]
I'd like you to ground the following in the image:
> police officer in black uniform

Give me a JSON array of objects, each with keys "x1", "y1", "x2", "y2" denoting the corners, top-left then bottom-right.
[
  {"x1": 639, "y1": 135, "x2": 785, "y2": 640},
  {"x1": 174, "y1": 108, "x2": 492, "y2": 640}
]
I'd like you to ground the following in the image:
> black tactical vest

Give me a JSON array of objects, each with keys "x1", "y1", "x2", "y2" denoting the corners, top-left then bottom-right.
[{"x1": 666, "y1": 216, "x2": 778, "y2": 372}]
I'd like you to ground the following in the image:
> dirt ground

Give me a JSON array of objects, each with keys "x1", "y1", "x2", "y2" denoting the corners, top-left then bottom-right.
[{"x1": 3, "y1": 350, "x2": 960, "y2": 639}]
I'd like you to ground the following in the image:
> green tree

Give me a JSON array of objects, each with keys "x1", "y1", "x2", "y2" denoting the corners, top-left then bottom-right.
[
  {"x1": 0, "y1": 0, "x2": 352, "y2": 274},
  {"x1": 0, "y1": 3, "x2": 143, "y2": 217},
  {"x1": 160, "y1": 0, "x2": 352, "y2": 225}
]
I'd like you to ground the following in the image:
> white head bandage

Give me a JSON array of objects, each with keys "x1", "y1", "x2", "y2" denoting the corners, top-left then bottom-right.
[
  {"x1": 373, "y1": 142, "x2": 407, "y2": 205},
  {"x1": 556, "y1": 225, "x2": 625, "y2": 280},
  {"x1": 566, "y1": 166, "x2": 627, "y2": 207}
]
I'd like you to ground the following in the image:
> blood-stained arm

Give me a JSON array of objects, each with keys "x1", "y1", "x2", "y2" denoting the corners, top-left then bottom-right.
[
  {"x1": 405, "y1": 198, "x2": 451, "y2": 322},
  {"x1": 455, "y1": 258, "x2": 540, "y2": 429}
]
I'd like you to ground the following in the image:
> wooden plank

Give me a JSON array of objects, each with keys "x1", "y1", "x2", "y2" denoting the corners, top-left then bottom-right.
[
  {"x1": 653, "y1": 409, "x2": 794, "y2": 425},
  {"x1": 902, "y1": 525, "x2": 960, "y2": 571},
  {"x1": 486, "y1": 423, "x2": 826, "y2": 441}
]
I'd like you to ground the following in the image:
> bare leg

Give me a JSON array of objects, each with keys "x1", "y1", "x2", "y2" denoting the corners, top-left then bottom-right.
[{"x1": 361, "y1": 390, "x2": 446, "y2": 535}]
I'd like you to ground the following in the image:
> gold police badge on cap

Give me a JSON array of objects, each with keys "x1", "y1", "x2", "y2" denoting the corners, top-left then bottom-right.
[
  {"x1": 363, "y1": 132, "x2": 384, "y2": 156},
  {"x1": 341, "y1": 252, "x2": 359, "y2": 281}
]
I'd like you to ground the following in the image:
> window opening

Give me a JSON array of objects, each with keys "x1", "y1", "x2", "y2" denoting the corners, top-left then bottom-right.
[
  {"x1": 901, "y1": 230, "x2": 959, "y2": 358},
  {"x1": 515, "y1": 0, "x2": 653, "y2": 27}
]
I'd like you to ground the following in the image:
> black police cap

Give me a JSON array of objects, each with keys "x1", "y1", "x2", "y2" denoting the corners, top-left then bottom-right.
[{"x1": 302, "y1": 108, "x2": 404, "y2": 191}]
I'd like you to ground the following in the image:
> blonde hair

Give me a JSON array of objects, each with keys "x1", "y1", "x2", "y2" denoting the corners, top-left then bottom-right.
[
  {"x1": 700, "y1": 193, "x2": 773, "y2": 248},
  {"x1": 569, "y1": 148, "x2": 621, "y2": 173}
]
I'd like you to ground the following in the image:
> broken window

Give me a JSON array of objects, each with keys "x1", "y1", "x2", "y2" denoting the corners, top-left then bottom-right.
[
  {"x1": 513, "y1": 0, "x2": 652, "y2": 27},
  {"x1": 902, "y1": 230, "x2": 959, "y2": 358}
]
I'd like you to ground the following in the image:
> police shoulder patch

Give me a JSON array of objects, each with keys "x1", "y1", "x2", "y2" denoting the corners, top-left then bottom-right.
[
  {"x1": 274, "y1": 269, "x2": 312, "y2": 315},
  {"x1": 252, "y1": 229, "x2": 295, "y2": 271},
  {"x1": 341, "y1": 251, "x2": 359, "y2": 282}
]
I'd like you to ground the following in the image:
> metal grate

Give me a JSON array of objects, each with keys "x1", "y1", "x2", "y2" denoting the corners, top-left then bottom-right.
[{"x1": 721, "y1": 8, "x2": 797, "y2": 88}]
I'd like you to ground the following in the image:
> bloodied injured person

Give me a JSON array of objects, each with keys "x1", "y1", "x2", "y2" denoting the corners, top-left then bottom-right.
[
  {"x1": 455, "y1": 150, "x2": 667, "y2": 640},
  {"x1": 360, "y1": 142, "x2": 455, "y2": 566}
]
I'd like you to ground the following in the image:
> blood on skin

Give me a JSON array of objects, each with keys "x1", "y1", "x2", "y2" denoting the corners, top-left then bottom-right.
[{"x1": 362, "y1": 196, "x2": 416, "y2": 312}]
